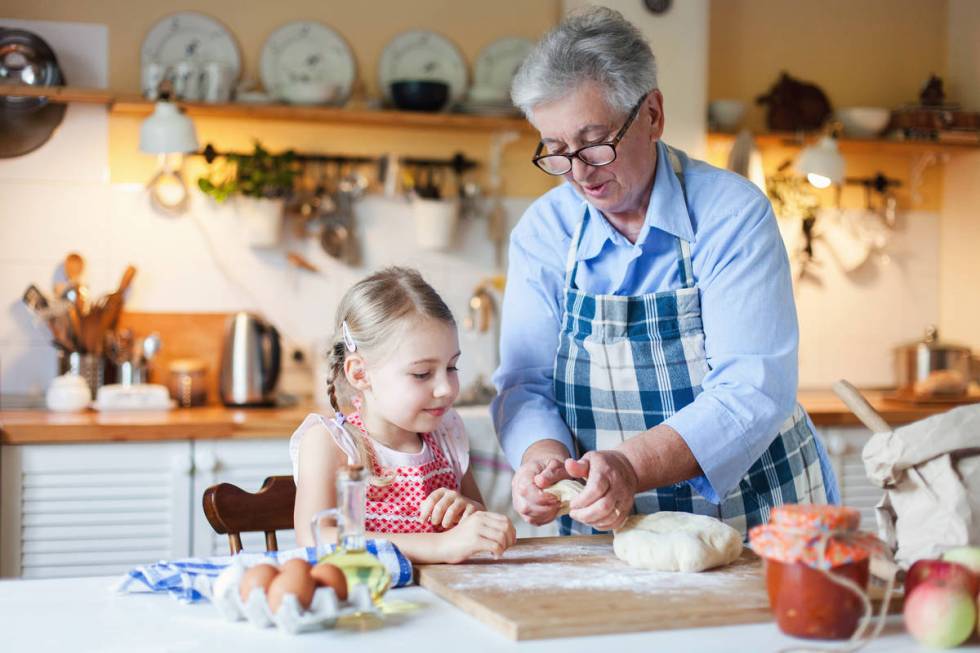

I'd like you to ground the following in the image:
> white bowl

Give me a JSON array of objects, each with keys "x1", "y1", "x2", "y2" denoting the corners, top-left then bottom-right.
[
  {"x1": 279, "y1": 82, "x2": 339, "y2": 106},
  {"x1": 836, "y1": 107, "x2": 890, "y2": 138},
  {"x1": 708, "y1": 99, "x2": 746, "y2": 131}
]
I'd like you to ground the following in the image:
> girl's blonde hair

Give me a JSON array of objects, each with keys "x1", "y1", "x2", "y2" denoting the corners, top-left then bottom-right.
[{"x1": 326, "y1": 267, "x2": 456, "y2": 486}]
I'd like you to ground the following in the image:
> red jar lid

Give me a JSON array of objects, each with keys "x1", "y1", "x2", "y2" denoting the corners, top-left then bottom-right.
[{"x1": 749, "y1": 504, "x2": 886, "y2": 568}]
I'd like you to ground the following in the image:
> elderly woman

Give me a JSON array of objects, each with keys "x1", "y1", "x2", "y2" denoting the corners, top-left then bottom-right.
[{"x1": 492, "y1": 7, "x2": 839, "y2": 538}]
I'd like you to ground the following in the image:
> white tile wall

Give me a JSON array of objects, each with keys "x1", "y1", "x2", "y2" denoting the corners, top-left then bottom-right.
[
  {"x1": 0, "y1": 19, "x2": 110, "y2": 399},
  {"x1": 795, "y1": 208, "x2": 940, "y2": 388}
]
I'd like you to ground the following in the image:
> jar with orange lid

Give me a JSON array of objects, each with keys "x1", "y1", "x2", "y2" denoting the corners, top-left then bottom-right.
[{"x1": 749, "y1": 504, "x2": 890, "y2": 640}]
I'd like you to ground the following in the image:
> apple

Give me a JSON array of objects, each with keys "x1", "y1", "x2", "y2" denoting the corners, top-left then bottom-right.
[
  {"x1": 905, "y1": 558, "x2": 979, "y2": 598},
  {"x1": 904, "y1": 579, "x2": 977, "y2": 648},
  {"x1": 942, "y1": 546, "x2": 980, "y2": 577}
]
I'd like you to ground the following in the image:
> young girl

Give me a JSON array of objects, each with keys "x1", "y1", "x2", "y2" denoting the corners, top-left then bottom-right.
[{"x1": 291, "y1": 267, "x2": 516, "y2": 564}]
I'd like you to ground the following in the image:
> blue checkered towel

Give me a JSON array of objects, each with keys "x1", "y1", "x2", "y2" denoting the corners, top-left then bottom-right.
[{"x1": 116, "y1": 540, "x2": 413, "y2": 603}]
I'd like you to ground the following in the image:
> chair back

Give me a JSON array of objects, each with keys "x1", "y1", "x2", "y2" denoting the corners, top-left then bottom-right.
[{"x1": 202, "y1": 475, "x2": 296, "y2": 554}]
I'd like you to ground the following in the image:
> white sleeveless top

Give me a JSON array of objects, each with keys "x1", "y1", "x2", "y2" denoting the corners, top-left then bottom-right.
[{"x1": 289, "y1": 408, "x2": 470, "y2": 485}]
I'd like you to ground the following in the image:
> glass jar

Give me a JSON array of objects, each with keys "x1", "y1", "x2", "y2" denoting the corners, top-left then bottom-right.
[
  {"x1": 168, "y1": 358, "x2": 207, "y2": 407},
  {"x1": 749, "y1": 504, "x2": 887, "y2": 640}
]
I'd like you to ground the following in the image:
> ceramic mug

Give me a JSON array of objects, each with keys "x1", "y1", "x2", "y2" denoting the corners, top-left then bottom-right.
[
  {"x1": 172, "y1": 60, "x2": 202, "y2": 101},
  {"x1": 202, "y1": 61, "x2": 233, "y2": 103},
  {"x1": 141, "y1": 61, "x2": 167, "y2": 100}
]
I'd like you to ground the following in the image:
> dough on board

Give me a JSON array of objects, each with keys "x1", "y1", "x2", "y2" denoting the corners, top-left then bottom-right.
[
  {"x1": 543, "y1": 479, "x2": 586, "y2": 516},
  {"x1": 613, "y1": 512, "x2": 743, "y2": 572}
]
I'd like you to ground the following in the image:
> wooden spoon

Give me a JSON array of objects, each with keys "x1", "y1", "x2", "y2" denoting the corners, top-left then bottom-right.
[
  {"x1": 64, "y1": 252, "x2": 84, "y2": 284},
  {"x1": 98, "y1": 265, "x2": 137, "y2": 335}
]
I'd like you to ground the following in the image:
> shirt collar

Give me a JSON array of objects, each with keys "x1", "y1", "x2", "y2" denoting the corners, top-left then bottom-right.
[{"x1": 575, "y1": 141, "x2": 695, "y2": 261}]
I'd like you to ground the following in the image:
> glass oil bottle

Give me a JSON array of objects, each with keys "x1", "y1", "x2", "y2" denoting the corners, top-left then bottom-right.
[{"x1": 310, "y1": 465, "x2": 391, "y2": 606}]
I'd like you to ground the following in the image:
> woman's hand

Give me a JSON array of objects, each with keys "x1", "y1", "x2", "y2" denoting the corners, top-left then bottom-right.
[
  {"x1": 419, "y1": 488, "x2": 485, "y2": 529},
  {"x1": 512, "y1": 456, "x2": 572, "y2": 525},
  {"x1": 437, "y1": 511, "x2": 516, "y2": 564},
  {"x1": 565, "y1": 450, "x2": 638, "y2": 531}
]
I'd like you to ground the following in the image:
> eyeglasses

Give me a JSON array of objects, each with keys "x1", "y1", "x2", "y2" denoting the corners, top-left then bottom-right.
[{"x1": 531, "y1": 92, "x2": 649, "y2": 176}]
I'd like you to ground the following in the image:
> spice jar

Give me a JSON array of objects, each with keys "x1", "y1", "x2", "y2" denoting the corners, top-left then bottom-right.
[
  {"x1": 749, "y1": 504, "x2": 888, "y2": 640},
  {"x1": 168, "y1": 358, "x2": 207, "y2": 407}
]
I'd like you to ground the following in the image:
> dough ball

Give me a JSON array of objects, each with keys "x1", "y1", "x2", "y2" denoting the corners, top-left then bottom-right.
[
  {"x1": 613, "y1": 511, "x2": 743, "y2": 572},
  {"x1": 543, "y1": 479, "x2": 586, "y2": 516}
]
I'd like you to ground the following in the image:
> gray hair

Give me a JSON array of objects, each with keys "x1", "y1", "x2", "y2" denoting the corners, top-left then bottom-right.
[{"x1": 511, "y1": 6, "x2": 658, "y2": 120}]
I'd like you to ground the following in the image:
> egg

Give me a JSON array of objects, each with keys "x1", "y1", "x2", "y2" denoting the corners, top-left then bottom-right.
[
  {"x1": 238, "y1": 563, "x2": 279, "y2": 602},
  {"x1": 310, "y1": 562, "x2": 348, "y2": 601},
  {"x1": 266, "y1": 559, "x2": 315, "y2": 613}
]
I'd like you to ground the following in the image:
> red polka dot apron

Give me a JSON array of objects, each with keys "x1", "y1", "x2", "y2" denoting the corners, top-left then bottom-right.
[{"x1": 345, "y1": 409, "x2": 461, "y2": 534}]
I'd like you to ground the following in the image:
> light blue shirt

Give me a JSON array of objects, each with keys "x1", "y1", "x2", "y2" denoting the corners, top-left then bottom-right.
[{"x1": 492, "y1": 140, "x2": 837, "y2": 504}]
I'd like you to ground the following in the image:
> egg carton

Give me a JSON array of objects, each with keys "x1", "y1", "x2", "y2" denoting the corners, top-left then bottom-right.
[{"x1": 212, "y1": 560, "x2": 377, "y2": 635}]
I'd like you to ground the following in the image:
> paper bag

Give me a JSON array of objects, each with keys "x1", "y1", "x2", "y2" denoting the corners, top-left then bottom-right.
[{"x1": 862, "y1": 405, "x2": 980, "y2": 567}]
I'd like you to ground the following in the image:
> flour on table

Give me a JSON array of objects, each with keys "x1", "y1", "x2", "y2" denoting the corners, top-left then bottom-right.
[{"x1": 453, "y1": 540, "x2": 756, "y2": 593}]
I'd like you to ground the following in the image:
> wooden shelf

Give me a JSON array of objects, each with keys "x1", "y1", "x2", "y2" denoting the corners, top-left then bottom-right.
[
  {"x1": 0, "y1": 84, "x2": 119, "y2": 105},
  {"x1": 0, "y1": 84, "x2": 534, "y2": 134},
  {"x1": 707, "y1": 130, "x2": 979, "y2": 156}
]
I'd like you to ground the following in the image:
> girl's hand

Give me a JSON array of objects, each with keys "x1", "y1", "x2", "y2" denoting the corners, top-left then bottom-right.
[
  {"x1": 419, "y1": 488, "x2": 485, "y2": 529},
  {"x1": 438, "y1": 511, "x2": 516, "y2": 564}
]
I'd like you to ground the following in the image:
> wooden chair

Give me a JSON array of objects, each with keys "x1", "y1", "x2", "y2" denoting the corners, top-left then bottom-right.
[{"x1": 202, "y1": 475, "x2": 296, "y2": 555}]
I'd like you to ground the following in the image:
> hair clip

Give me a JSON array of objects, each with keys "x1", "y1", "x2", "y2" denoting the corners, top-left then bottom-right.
[
  {"x1": 333, "y1": 411, "x2": 346, "y2": 427},
  {"x1": 341, "y1": 320, "x2": 357, "y2": 352}
]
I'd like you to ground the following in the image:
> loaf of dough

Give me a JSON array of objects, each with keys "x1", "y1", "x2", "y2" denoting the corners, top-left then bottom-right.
[
  {"x1": 542, "y1": 479, "x2": 586, "y2": 516},
  {"x1": 613, "y1": 512, "x2": 743, "y2": 572}
]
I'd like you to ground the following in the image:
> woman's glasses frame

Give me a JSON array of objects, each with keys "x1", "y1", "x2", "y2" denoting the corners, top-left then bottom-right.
[{"x1": 531, "y1": 92, "x2": 650, "y2": 176}]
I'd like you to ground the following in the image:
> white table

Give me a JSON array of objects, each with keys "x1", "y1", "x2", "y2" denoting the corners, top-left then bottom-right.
[{"x1": 0, "y1": 576, "x2": 968, "y2": 652}]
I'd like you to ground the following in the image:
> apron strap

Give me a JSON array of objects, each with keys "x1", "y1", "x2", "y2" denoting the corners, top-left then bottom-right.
[{"x1": 666, "y1": 146, "x2": 696, "y2": 289}]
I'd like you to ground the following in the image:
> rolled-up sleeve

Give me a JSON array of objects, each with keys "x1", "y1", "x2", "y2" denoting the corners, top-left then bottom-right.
[
  {"x1": 665, "y1": 193, "x2": 799, "y2": 503},
  {"x1": 491, "y1": 210, "x2": 576, "y2": 470}
]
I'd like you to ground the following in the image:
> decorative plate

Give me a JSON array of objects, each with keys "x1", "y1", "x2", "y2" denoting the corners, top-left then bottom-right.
[
  {"x1": 471, "y1": 37, "x2": 533, "y2": 101},
  {"x1": 260, "y1": 21, "x2": 357, "y2": 104},
  {"x1": 378, "y1": 30, "x2": 468, "y2": 104},
  {"x1": 141, "y1": 12, "x2": 241, "y2": 80}
]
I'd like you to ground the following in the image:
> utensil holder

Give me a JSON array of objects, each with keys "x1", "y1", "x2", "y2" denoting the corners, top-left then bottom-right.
[
  {"x1": 58, "y1": 351, "x2": 106, "y2": 399},
  {"x1": 411, "y1": 196, "x2": 458, "y2": 251}
]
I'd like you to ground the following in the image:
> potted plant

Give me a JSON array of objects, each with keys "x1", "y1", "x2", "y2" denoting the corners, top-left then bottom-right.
[{"x1": 198, "y1": 142, "x2": 299, "y2": 247}]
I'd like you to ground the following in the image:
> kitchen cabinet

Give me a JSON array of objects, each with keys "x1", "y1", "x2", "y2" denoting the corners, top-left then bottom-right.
[
  {"x1": 0, "y1": 438, "x2": 296, "y2": 578},
  {"x1": 819, "y1": 426, "x2": 883, "y2": 531},
  {"x1": 0, "y1": 441, "x2": 192, "y2": 579}
]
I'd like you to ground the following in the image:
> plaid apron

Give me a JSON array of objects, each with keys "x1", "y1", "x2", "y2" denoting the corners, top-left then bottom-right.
[{"x1": 554, "y1": 147, "x2": 828, "y2": 538}]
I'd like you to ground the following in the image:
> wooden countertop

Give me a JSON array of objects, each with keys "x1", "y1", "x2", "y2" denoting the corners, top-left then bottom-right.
[{"x1": 0, "y1": 390, "x2": 970, "y2": 445}]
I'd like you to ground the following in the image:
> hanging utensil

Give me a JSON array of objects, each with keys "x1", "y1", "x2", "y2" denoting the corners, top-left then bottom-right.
[{"x1": 286, "y1": 251, "x2": 320, "y2": 272}]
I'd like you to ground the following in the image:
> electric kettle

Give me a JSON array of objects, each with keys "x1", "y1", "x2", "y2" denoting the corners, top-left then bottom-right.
[{"x1": 219, "y1": 312, "x2": 281, "y2": 406}]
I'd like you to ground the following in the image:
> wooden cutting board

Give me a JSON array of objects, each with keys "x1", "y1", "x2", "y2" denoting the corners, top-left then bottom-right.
[{"x1": 417, "y1": 535, "x2": 773, "y2": 640}]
